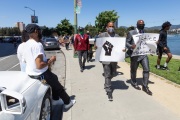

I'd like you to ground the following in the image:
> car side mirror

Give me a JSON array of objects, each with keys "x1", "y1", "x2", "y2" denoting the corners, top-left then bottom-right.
[{"x1": 0, "y1": 90, "x2": 27, "y2": 114}]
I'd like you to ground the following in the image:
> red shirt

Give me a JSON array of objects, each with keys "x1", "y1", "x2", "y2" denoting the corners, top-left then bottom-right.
[{"x1": 74, "y1": 34, "x2": 89, "y2": 51}]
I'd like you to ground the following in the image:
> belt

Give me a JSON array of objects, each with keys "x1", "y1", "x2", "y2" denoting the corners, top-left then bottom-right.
[
  {"x1": 29, "y1": 75, "x2": 47, "y2": 84},
  {"x1": 28, "y1": 75, "x2": 44, "y2": 80}
]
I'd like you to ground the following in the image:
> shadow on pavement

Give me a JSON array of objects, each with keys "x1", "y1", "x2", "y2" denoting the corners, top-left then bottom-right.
[
  {"x1": 112, "y1": 80, "x2": 129, "y2": 90},
  {"x1": 85, "y1": 65, "x2": 95, "y2": 70},
  {"x1": 126, "y1": 78, "x2": 155, "y2": 86}
]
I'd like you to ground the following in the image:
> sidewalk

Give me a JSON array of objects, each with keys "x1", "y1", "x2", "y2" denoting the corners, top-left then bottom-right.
[{"x1": 62, "y1": 47, "x2": 180, "y2": 120}]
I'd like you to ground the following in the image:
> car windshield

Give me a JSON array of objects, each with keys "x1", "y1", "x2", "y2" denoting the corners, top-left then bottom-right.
[{"x1": 46, "y1": 39, "x2": 57, "y2": 42}]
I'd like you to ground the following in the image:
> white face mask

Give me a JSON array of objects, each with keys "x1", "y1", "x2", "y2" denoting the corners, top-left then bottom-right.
[{"x1": 107, "y1": 27, "x2": 114, "y2": 33}]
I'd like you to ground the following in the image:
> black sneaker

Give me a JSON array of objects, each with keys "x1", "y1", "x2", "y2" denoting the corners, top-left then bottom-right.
[
  {"x1": 162, "y1": 67, "x2": 169, "y2": 71},
  {"x1": 142, "y1": 86, "x2": 152, "y2": 96},
  {"x1": 107, "y1": 92, "x2": 113, "y2": 101}
]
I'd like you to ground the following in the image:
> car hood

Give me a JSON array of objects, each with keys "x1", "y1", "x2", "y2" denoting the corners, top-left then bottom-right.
[{"x1": 0, "y1": 71, "x2": 37, "y2": 94}]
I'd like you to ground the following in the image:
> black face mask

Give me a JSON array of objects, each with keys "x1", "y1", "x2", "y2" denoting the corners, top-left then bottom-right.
[{"x1": 137, "y1": 24, "x2": 145, "y2": 30}]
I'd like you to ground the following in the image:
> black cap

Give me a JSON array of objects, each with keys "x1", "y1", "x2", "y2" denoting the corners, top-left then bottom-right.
[
  {"x1": 78, "y1": 27, "x2": 84, "y2": 31},
  {"x1": 25, "y1": 24, "x2": 41, "y2": 34}
]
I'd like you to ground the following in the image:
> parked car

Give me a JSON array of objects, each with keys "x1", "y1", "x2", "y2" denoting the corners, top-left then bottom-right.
[
  {"x1": 0, "y1": 71, "x2": 52, "y2": 120},
  {"x1": 42, "y1": 38, "x2": 60, "y2": 50},
  {"x1": 3, "y1": 37, "x2": 13, "y2": 43}
]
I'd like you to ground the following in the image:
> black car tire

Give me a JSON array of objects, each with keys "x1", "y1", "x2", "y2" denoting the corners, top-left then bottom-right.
[{"x1": 39, "y1": 93, "x2": 52, "y2": 120}]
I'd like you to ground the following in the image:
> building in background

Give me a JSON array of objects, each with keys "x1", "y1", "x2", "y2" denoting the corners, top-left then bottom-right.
[
  {"x1": 16, "y1": 22, "x2": 25, "y2": 32},
  {"x1": 114, "y1": 19, "x2": 118, "y2": 28}
]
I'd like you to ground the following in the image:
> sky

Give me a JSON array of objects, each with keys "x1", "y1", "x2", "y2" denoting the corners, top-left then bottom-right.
[{"x1": 0, "y1": 0, "x2": 180, "y2": 28}]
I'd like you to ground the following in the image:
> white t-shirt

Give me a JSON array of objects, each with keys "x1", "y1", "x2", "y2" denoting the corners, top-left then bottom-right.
[
  {"x1": 17, "y1": 42, "x2": 26, "y2": 72},
  {"x1": 23, "y1": 39, "x2": 48, "y2": 75}
]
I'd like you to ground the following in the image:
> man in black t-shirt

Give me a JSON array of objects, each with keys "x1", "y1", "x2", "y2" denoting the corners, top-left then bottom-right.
[{"x1": 157, "y1": 21, "x2": 172, "y2": 70}]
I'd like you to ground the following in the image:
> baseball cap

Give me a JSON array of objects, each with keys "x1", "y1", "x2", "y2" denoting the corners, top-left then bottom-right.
[
  {"x1": 25, "y1": 24, "x2": 41, "y2": 34},
  {"x1": 78, "y1": 27, "x2": 84, "y2": 31}
]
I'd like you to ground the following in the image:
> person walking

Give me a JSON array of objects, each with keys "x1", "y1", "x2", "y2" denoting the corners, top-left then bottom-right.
[
  {"x1": 87, "y1": 31, "x2": 93, "y2": 62},
  {"x1": 156, "y1": 21, "x2": 172, "y2": 70},
  {"x1": 17, "y1": 30, "x2": 29, "y2": 72},
  {"x1": 95, "y1": 22, "x2": 120, "y2": 101},
  {"x1": 126, "y1": 20, "x2": 152, "y2": 95},
  {"x1": 23, "y1": 24, "x2": 76, "y2": 111},
  {"x1": 64, "y1": 35, "x2": 70, "y2": 50},
  {"x1": 74, "y1": 27, "x2": 89, "y2": 72}
]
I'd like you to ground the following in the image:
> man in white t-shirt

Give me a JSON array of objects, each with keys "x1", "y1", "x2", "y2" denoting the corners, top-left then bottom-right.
[
  {"x1": 23, "y1": 24, "x2": 75, "y2": 111},
  {"x1": 17, "y1": 30, "x2": 29, "y2": 72}
]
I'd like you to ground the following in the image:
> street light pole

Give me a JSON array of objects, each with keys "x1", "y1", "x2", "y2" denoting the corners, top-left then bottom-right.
[
  {"x1": 74, "y1": 0, "x2": 77, "y2": 34},
  {"x1": 24, "y1": 6, "x2": 36, "y2": 23}
]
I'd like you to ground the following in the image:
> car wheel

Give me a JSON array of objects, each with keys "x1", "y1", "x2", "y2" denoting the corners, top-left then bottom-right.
[{"x1": 39, "y1": 93, "x2": 52, "y2": 120}]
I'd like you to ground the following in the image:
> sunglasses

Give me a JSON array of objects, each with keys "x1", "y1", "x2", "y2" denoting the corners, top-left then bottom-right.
[{"x1": 138, "y1": 24, "x2": 145, "y2": 26}]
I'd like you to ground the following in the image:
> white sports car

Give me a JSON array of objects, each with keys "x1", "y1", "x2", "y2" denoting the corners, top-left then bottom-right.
[{"x1": 0, "y1": 71, "x2": 52, "y2": 120}]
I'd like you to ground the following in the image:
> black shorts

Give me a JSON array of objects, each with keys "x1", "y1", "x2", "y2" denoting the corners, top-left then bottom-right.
[{"x1": 157, "y1": 45, "x2": 171, "y2": 55}]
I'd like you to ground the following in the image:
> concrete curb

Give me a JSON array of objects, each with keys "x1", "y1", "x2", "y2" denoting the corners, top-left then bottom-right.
[{"x1": 61, "y1": 47, "x2": 72, "y2": 120}]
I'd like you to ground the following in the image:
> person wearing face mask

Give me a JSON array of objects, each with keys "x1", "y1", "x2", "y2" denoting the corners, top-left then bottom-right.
[
  {"x1": 126, "y1": 20, "x2": 152, "y2": 95},
  {"x1": 74, "y1": 27, "x2": 90, "y2": 72},
  {"x1": 94, "y1": 22, "x2": 120, "y2": 101},
  {"x1": 23, "y1": 24, "x2": 76, "y2": 112},
  {"x1": 156, "y1": 21, "x2": 172, "y2": 70},
  {"x1": 86, "y1": 31, "x2": 94, "y2": 62}
]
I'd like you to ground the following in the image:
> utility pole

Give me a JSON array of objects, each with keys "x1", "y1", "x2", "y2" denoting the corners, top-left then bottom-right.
[
  {"x1": 25, "y1": 6, "x2": 36, "y2": 23},
  {"x1": 74, "y1": 0, "x2": 77, "y2": 34}
]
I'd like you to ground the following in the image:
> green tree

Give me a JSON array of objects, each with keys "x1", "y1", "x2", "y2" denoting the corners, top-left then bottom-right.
[
  {"x1": 42, "y1": 26, "x2": 52, "y2": 37},
  {"x1": 0, "y1": 27, "x2": 20, "y2": 36},
  {"x1": 95, "y1": 10, "x2": 119, "y2": 32},
  {"x1": 84, "y1": 24, "x2": 98, "y2": 37},
  {"x1": 56, "y1": 19, "x2": 74, "y2": 35},
  {"x1": 146, "y1": 29, "x2": 159, "y2": 33},
  {"x1": 115, "y1": 27, "x2": 127, "y2": 37},
  {"x1": 12, "y1": 27, "x2": 21, "y2": 36}
]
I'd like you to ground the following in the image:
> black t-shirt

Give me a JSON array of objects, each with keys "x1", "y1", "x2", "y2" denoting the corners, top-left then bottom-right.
[{"x1": 158, "y1": 30, "x2": 167, "y2": 48}]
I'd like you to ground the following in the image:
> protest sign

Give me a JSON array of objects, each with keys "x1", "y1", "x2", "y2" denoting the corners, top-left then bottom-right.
[
  {"x1": 95, "y1": 37, "x2": 126, "y2": 62},
  {"x1": 89, "y1": 38, "x2": 95, "y2": 44},
  {"x1": 132, "y1": 33, "x2": 159, "y2": 56}
]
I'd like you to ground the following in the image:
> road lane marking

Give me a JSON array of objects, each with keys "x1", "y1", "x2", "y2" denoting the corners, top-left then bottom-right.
[
  {"x1": 7, "y1": 63, "x2": 20, "y2": 71},
  {"x1": 0, "y1": 56, "x2": 12, "y2": 62}
]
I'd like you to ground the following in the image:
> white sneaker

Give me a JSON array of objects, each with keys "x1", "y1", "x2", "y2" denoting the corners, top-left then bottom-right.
[{"x1": 63, "y1": 99, "x2": 76, "y2": 112}]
